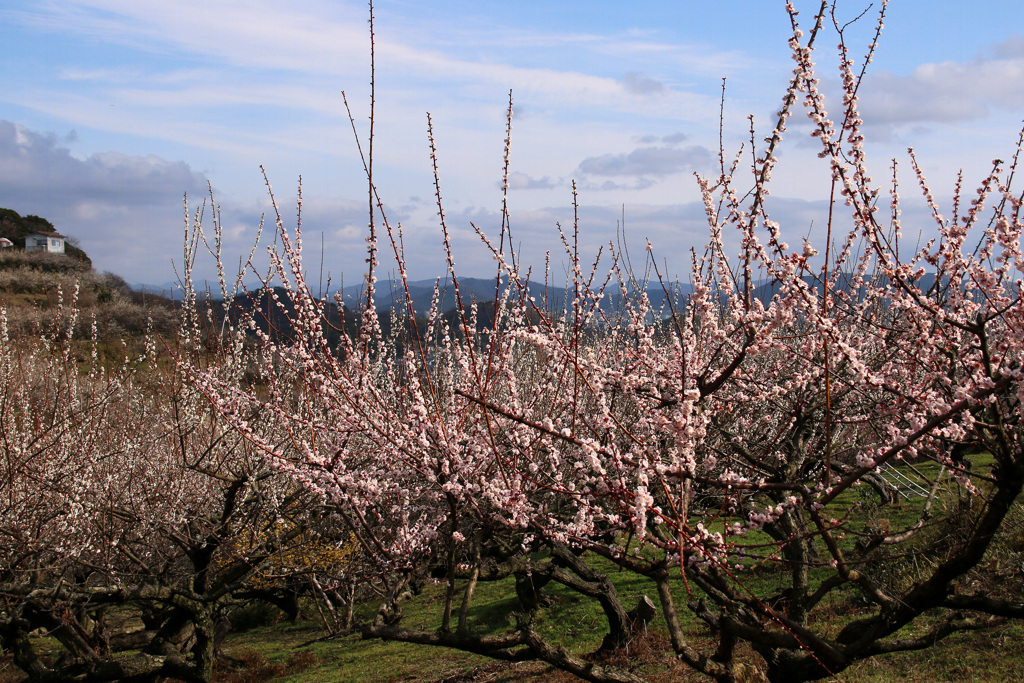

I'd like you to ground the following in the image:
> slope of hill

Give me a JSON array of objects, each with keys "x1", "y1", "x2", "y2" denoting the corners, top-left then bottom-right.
[{"x1": 0, "y1": 235, "x2": 178, "y2": 341}]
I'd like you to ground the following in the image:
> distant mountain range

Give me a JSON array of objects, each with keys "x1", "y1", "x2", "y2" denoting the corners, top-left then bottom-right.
[
  {"x1": 336, "y1": 276, "x2": 696, "y2": 316},
  {"x1": 333, "y1": 271, "x2": 941, "y2": 316},
  {"x1": 135, "y1": 270, "x2": 943, "y2": 320}
]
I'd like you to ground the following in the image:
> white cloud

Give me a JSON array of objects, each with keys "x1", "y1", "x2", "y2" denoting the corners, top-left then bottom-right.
[
  {"x1": 859, "y1": 42, "x2": 1024, "y2": 125},
  {"x1": 504, "y1": 172, "x2": 559, "y2": 191},
  {"x1": 577, "y1": 144, "x2": 714, "y2": 178},
  {"x1": 990, "y1": 35, "x2": 1024, "y2": 59},
  {"x1": 0, "y1": 120, "x2": 206, "y2": 206},
  {"x1": 620, "y1": 72, "x2": 665, "y2": 96},
  {"x1": 15, "y1": 0, "x2": 724, "y2": 121},
  {"x1": 0, "y1": 120, "x2": 375, "y2": 286}
]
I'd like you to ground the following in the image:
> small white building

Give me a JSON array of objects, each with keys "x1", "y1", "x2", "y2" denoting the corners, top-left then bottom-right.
[{"x1": 25, "y1": 231, "x2": 66, "y2": 254}]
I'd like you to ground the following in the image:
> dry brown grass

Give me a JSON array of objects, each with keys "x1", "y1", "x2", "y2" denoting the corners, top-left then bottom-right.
[{"x1": 0, "y1": 250, "x2": 179, "y2": 339}]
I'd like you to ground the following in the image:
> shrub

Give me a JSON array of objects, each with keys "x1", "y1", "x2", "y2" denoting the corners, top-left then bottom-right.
[{"x1": 228, "y1": 602, "x2": 284, "y2": 632}]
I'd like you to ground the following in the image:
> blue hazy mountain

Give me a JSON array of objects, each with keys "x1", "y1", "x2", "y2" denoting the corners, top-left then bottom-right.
[
  {"x1": 337, "y1": 271, "x2": 941, "y2": 316},
  {"x1": 338, "y1": 276, "x2": 696, "y2": 316}
]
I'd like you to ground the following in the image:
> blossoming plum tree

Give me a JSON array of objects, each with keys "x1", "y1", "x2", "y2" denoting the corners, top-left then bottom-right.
[
  {"x1": 0, "y1": 252, "x2": 354, "y2": 682},
  {"x1": 185, "y1": 1, "x2": 1024, "y2": 681}
]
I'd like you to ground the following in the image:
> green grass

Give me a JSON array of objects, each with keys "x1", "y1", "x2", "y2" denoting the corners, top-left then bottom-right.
[
  {"x1": 219, "y1": 624, "x2": 494, "y2": 683},
  {"x1": 212, "y1": 615, "x2": 1024, "y2": 682}
]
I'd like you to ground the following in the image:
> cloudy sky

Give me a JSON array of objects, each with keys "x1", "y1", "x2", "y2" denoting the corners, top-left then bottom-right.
[{"x1": 1, "y1": 0, "x2": 1023, "y2": 288}]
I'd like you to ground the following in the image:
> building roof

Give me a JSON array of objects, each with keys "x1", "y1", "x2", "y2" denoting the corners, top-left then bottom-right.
[{"x1": 26, "y1": 231, "x2": 67, "y2": 239}]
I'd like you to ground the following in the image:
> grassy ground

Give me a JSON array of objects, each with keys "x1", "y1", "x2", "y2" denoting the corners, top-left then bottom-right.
[{"x1": 212, "y1": 615, "x2": 1024, "y2": 683}]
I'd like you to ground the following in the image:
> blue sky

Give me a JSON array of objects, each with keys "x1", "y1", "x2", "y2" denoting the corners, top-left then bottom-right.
[{"x1": 2, "y1": 0, "x2": 1023, "y2": 288}]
